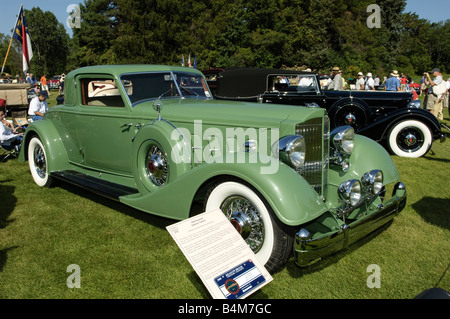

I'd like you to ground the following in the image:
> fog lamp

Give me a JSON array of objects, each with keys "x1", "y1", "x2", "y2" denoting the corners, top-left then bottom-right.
[
  {"x1": 362, "y1": 169, "x2": 384, "y2": 195},
  {"x1": 338, "y1": 179, "x2": 362, "y2": 206}
]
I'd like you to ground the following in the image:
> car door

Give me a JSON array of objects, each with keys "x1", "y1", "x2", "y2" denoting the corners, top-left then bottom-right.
[{"x1": 75, "y1": 75, "x2": 138, "y2": 176}]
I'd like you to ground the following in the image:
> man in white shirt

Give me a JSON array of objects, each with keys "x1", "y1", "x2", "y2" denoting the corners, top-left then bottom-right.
[
  {"x1": 328, "y1": 67, "x2": 343, "y2": 91},
  {"x1": 0, "y1": 109, "x2": 22, "y2": 144},
  {"x1": 365, "y1": 73, "x2": 375, "y2": 90},
  {"x1": 425, "y1": 68, "x2": 445, "y2": 120},
  {"x1": 28, "y1": 92, "x2": 49, "y2": 121},
  {"x1": 355, "y1": 72, "x2": 364, "y2": 90}
]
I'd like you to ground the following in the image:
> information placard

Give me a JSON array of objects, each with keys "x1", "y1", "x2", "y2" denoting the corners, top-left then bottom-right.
[{"x1": 166, "y1": 209, "x2": 272, "y2": 299}]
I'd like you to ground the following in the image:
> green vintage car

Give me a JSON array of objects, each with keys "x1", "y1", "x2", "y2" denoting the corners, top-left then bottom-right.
[{"x1": 19, "y1": 65, "x2": 406, "y2": 273}]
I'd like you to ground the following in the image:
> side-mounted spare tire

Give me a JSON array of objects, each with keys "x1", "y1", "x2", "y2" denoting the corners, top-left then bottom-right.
[
  {"x1": 328, "y1": 99, "x2": 373, "y2": 130},
  {"x1": 132, "y1": 120, "x2": 191, "y2": 194}
]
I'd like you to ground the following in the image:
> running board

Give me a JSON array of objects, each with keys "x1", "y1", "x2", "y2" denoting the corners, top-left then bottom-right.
[{"x1": 51, "y1": 170, "x2": 138, "y2": 201}]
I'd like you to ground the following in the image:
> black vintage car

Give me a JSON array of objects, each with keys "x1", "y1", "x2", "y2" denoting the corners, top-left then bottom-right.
[{"x1": 202, "y1": 68, "x2": 446, "y2": 158}]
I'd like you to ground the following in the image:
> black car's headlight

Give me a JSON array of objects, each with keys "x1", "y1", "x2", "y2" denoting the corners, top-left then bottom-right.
[
  {"x1": 272, "y1": 135, "x2": 306, "y2": 169},
  {"x1": 331, "y1": 126, "x2": 354, "y2": 155}
]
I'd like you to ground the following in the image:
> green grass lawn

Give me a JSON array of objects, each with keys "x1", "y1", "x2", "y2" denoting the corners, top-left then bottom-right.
[{"x1": 0, "y1": 95, "x2": 449, "y2": 299}]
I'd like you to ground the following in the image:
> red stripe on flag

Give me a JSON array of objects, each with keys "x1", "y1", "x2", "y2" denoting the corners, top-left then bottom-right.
[{"x1": 22, "y1": 24, "x2": 30, "y2": 66}]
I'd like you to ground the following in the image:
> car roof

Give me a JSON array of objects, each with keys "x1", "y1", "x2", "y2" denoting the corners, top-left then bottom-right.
[
  {"x1": 202, "y1": 67, "x2": 316, "y2": 98},
  {"x1": 67, "y1": 64, "x2": 203, "y2": 78}
]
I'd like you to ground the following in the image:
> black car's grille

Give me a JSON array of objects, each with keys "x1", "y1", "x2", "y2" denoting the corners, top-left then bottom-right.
[{"x1": 295, "y1": 117, "x2": 329, "y2": 196}]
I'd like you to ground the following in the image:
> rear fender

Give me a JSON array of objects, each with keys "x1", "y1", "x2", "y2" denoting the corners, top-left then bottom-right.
[{"x1": 19, "y1": 119, "x2": 69, "y2": 172}]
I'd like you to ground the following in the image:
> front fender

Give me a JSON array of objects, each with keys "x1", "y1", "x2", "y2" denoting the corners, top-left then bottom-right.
[
  {"x1": 121, "y1": 152, "x2": 326, "y2": 226},
  {"x1": 327, "y1": 134, "x2": 401, "y2": 204},
  {"x1": 19, "y1": 119, "x2": 69, "y2": 172},
  {"x1": 357, "y1": 108, "x2": 443, "y2": 142}
]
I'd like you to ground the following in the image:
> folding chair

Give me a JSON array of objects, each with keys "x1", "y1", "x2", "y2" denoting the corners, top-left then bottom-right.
[{"x1": 0, "y1": 136, "x2": 22, "y2": 162}]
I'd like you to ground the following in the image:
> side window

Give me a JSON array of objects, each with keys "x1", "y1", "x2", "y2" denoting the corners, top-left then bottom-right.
[{"x1": 80, "y1": 78, "x2": 125, "y2": 107}]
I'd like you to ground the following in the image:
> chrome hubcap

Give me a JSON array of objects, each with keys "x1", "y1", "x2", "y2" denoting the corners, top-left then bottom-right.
[
  {"x1": 145, "y1": 145, "x2": 168, "y2": 186},
  {"x1": 220, "y1": 195, "x2": 264, "y2": 253},
  {"x1": 33, "y1": 146, "x2": 46, "y2": 178},
  {"x1": 345, "y1": 113, "x2": 356, "y2": 125},
  {"x1": 404, "y1": 133, "x2": 417, "y2": 146}
]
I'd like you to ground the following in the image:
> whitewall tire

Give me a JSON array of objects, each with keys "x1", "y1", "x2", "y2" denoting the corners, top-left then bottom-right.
[
  {"x1": 28, "y1": 136, "x2": 53, "y2": 187},
  {"x1": 388, "y1": 120, "x2": 432, "y2": 158},
  {"x1": 204, "y1": 181, "x2": 293, "y2": 273}
]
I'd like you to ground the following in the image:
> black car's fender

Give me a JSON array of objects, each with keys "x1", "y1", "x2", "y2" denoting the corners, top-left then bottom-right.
[{"x1": 357, "y1": 107, "x2": 442, "y2": 142}]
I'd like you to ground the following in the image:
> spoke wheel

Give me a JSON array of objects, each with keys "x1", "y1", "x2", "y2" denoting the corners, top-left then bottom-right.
[
  {"x1": 145, "y1": 144, "x2": 169, "y2": 186},
  {"x1": 204, "y1": 181, "x2": 294, "y2": 273},
  {"x1": 28, "y1": 136, "x2": 53, "y2": 187}
]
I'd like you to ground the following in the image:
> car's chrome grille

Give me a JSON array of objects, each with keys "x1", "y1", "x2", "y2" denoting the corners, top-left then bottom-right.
[{"x1": 296, "y1": 117, "x2": 329, "y2": 196}]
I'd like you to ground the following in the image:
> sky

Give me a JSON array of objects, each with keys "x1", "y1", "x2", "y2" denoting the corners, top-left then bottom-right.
[{"x1": 0, "y1": 0, "x2": 449, "y2": 38}]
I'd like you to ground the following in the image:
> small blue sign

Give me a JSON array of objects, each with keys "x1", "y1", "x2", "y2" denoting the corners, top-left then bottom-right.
[{"x1": 214, "y1": 260, "x2": 266, "y2": 299}]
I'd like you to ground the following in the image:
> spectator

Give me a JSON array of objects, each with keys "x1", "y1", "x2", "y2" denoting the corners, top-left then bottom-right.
[
  {"x1": 355, "y1": 72, "x2": 364, "y2": 90},
  {"x1": 26, "y1": 73, "x2": 37, "y2": 85},
  {"x1": 374, "y1": 75, "x2": 380, "y2": 88},
  {"x1": 365, "y1": 73, "x2": 375, "y2": 90},
  {"x1": 28, "y1": 91, "x2": 49, "y2": 121},
  {"x1": 444, "y1": 78, "x2": 450, "y2": 109},
  {"x1": 400, "y1": 74, "x2": 409, "y2": 92},
  {"x1": 420, "y1": 73, "x2": 426, "y2": 96},
  {"x1": 328, "y1": 67, "x2": 343, "y2": 91},
  {"x1": 425, "y1": 68, "x2": 445, "y2": 120},
  {"x1": 385, "y1": 71, "x2": 401, "y2": 92},
  {"x1": 59, "y1": 74, "x2": 66, "y2": 94},
  {"x1": 40, "y1": 73, "x2": 50, "y2": 95},
  {"x1": 0, "y1": 109, "x2": 22, "y2": 144}
]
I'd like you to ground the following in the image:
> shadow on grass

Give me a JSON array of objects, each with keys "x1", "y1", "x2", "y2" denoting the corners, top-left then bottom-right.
[
  {"x1": 0, "y1": 182, "x2": 16, "y2": 230},
  {"x1": 286, "y1": 220, "x2": 394, "y2": 278},
  {"x1": 0, "y1": 181, "x2": 18, "y2": 272},
  {"x1": 0, "y1": 247, "x2": 18, "y2": 272},
  {"x1": 411, "y1": 197, "x2": 450, "y2": 230},
  {"x1": 55, "y1": 180, "x2": 174, "y2": 231}
]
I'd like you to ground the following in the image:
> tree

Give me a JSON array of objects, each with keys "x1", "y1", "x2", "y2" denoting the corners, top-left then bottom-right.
[
  {"x1": 0, "y1": 33, "x2": 22, "y2": 76},
  {"x1": 24, "y1": 7, "x2": 70, "y2": 77}
]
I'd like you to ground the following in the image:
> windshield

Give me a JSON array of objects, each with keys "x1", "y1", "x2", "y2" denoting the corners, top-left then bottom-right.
[
  {"x1": 120, "y1": 71, "x2": 211, "y2": 106},
  {"x1": 268, "y1": 74, "x2": 320, "y2": 93}
]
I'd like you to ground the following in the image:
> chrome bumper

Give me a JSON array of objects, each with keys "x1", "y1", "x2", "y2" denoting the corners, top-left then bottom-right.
[{"x1": 294, "y1": 182, "x2": 406, "y2": 267}]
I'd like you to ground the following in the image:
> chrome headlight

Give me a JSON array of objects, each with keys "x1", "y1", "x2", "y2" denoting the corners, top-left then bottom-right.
[
  {"x1": 338, "y1": 179, "x2": 362, "y2": 206},
  {"x1": 331, "y1": 126, "x2": 354, "y2": 155},
  {"x1": 273, "y1": 135, "x2": 306, "y2": 169},
  {"x1": 361, "y1": 169, "x2": 384, "y2": 195}
]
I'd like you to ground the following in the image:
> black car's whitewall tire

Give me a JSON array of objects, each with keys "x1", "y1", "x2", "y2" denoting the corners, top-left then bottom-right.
[
  {"x1": 388, "y1": 120, "x2": 432, "y2": 158},
  {"x1": 28, "y1": 136, "x2": 53, "y2": 187},
  {"x1": 204, "y1": 181, "x2": 293, "y2": 273}
]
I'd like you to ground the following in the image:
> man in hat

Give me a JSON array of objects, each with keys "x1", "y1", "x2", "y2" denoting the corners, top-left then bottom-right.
[
  {"x1": 28, "y1": 91, "x2": 49, "y2": 121},
  {"x1": 355, "y1": 72, "x2": 364, "y2": 90},
  {"x1": 365, "y1": 73, "x2": 375, "y2": 90},
  {"x1": 425, "y1": 68, "x2": 445, "y2": 120},
  {"x1": 328, "y1": 67, "x2": 343, "y2": 91},
  {"x1": 385, "y1": 71, "x2": 401, "y2": 92}
]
